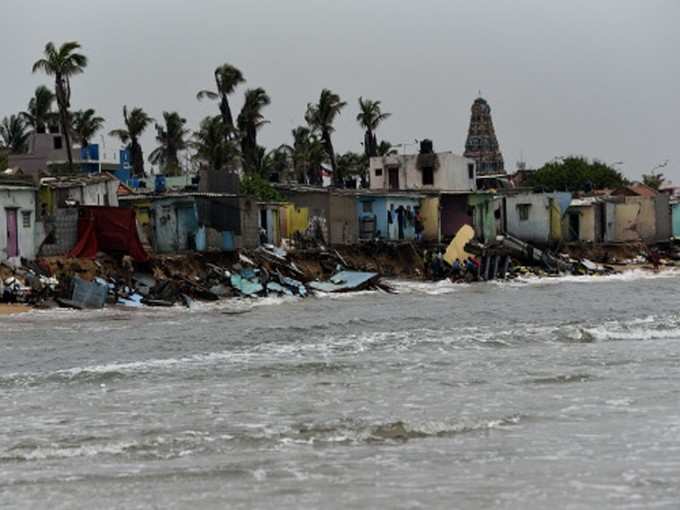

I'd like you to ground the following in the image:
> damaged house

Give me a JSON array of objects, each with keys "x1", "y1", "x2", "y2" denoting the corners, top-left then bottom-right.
[
  {"x1": 0, "y1": 183, "x2": 37, "y2": 262},
  {"x1": 368, "y1": 139, "x2": 479, "y2": 242},
  {"x1": 504, "y1": 191, "x2": 572, "y2": 245}
]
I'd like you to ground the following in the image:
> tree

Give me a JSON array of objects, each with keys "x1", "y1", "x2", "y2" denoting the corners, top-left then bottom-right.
[
  {"x1": 377, "y1": 140, "x2": 397, "y2": 156},
  {"x1": 109, "y1": 106, "x2": 154, "y2": 177},
  {"x1": 71, "y1": 108, "x2": 104, "y2": 148},
  {"x1": 22, "y1": 85, "x2": 56, "y2": 133},
  {"x1": 336, "y1": 151, "x2": 368, "y2": 187},
  {"x1": 237, "y1": 87, "x2": 271, "y2": 173},
  {"x1": 642, "y1": 172, "x2": 665, "y2": 190},
  {"x1": 0, "y1": 115, "x2": 30, "y2": 153},
  {"x1": 32, "y1": 41, "x2": 88, "y2": 172},
  {"x1": 356, "y1": 97, "x2": 390, "y2": 159},
  {"x1": 527, "y1": 156, "x2": 627, "y2": 192},
  {"x1": 305, "y1": 89, "x2": 347, "y2": 186},
  {"x1": 289, "y1": 126, "x2": 327, "y2": 185},
  {"x1": 196, "y1": 63, "x2": 245, "y2": 140},
  {"x1": 149, "y1": 111, "x2": 189, "y2": 176},
  {"x1": 240, "y1": 173, "x2": 283, "y2": 201},
  {"x1": 250, "y1": 145, "x2": 292, "y2": 181},
  {"x1": 0, "y1": 149, "x2": 7, "y2": 171},
  {"x1": 191, "y1": 115, "x2": 240, "y2": 172}
]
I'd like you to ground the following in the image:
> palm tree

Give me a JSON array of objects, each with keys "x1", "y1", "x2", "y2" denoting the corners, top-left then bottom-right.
[
  {"x1": 196, "y1": 63, "x2": 245, "y2": 139},
  {"x1": 0, "y1": 115, "x2": 30, "y2": 154},
  {"x1": 377, "y1": 140, "x2": 397, "y2": 156},
  {"x1": 71, "y1": 109, "x2": 104, "y2": 149},
  {"x1": 32, "y1": 41, "x2": 88, "y2": 172},
  {"x1": 109, "y1": 106, "x2": 154, "y2": 177},
  {"x1": 22, "y1": 85, "x2": 57, "y2": 133},
  {"x1": 336, "y1": 151, "x2": 368, "y2": 187},
  {"x1": 191, "y1": 115, "x2": 240, "y2": 172},
  {"x1": 356, "y1": 97, "x2": 391, "y2": 159},
  {"x1": 289, "y1": 126, "x2": 327, "y2": 185},
  {"x1": 149, "y1": 111, "x2": 189, "y2": 177},
  {"x1": 305, "y1": 89, "x2": 347, "y2": 186},
  {"x1": 237, "y1": 87, "x2": 271, "y2": 173}
]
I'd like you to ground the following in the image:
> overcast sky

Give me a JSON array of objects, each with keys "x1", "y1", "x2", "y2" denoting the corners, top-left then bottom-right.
[{"x1": 2, "y1": 0, "x2": 678, "y2": 180}]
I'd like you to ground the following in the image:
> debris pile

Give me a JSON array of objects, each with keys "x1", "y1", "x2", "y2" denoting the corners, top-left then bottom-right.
[{"x1": 0, "y1": 245, "x2": 392, "y2": 311}]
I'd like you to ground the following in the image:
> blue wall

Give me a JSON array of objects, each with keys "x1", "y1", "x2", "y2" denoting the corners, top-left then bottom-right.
[
  {"x1": 672, "y1": 203, "x2": 680, "y2": 238},
  {"x1": 357, "y1": 195, "x2": 420, "y2": 240}
]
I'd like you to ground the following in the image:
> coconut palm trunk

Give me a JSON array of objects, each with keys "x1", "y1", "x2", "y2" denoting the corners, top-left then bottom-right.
[{"x1": 55, "y1": 74, "x2": 74, "y2": 171}]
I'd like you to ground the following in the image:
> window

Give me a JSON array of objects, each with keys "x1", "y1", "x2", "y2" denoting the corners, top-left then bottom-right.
[
  {"x1": 53, "y1": 136, "x2": 63, "y2": 150},
  {"x1": 48, "y1": 124, "x2": 60, "y2": 134},
  {"x1": 362, "y1": 201, "x2": 373, "y2": 213},
  {"x1": 468, "y1": 163, "x2": 475, "y2": 179},
  {"x1": 375, "y1": 168, "x2": 383, "y2": 177},
  {"x1": 517, "y1": 204, "x2": 531, "y2": 221},
  {"x1": 422, "y1": 166, "x2": 434, "y2": 185},
  {"x1": 22, "y1": 211, "x2": 31, "y2": 228}
]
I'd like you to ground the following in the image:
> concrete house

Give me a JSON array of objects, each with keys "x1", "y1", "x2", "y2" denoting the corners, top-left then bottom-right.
[
  {"x1": 0, "y1": 184, "x2": 37, "y2": 262},
  {"x1": 149, "y1": 195, "x2": 199, "y2": 253},
  {"x1": 8, "y1": 128, "x2": 70, "y2": 182},
  {"x1": 562, "y1": 197, "x2": 616, "y2": 243},
  {"x1": 369, "y1": 149, "x2": 476, "y2": 192},
  {"x1": 504, "y1": 192, "x2": 572, "y2": 244},
  {"x1": 468, "y1": 193, "x2": 505, "y2": 244},
  {"x1": 356, "y1": 192, "x2": 422, "y2": 241},
  {"x1": 40, "y1": 174, "x2": 119, "y2": 215},
  {"x1": 672, "y1": 201, "x2": 680, "y2": 239},
  {"x1": 609, "y1": 185, "x2": 671, "y2": 242},
  {"x1": 276, "y1": 186, "x2": 358, "y2": 245},
  {"x1": 368, "y1": 142, "x2": 478, "y2": 242}
]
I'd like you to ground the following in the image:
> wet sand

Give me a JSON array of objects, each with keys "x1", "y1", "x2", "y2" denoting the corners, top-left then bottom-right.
[{"x1": 0, "y1": 303, "x2": 32, "y2": 316}]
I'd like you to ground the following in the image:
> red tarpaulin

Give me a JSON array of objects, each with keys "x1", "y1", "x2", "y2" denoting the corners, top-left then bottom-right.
[{"x1": 69, "y1": 206, "x2": 149, "y2": 262}]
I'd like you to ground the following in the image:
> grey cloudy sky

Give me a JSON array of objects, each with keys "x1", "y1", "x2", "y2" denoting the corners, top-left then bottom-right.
[{"x1": 2, "y1": 0, "x2": 678, "y2": 180}]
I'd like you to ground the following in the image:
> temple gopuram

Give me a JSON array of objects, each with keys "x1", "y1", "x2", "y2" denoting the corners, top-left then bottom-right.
[{"x1": 463, "y1": 97, "x2": 505, "y2": 176}]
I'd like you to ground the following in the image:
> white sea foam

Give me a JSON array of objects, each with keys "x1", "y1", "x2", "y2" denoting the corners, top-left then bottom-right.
[
  {"x1": 389, "y1": 279, "x2": 470, "y2": 295},
  {"x1": 499, "y1": 268, "x2": 680, "y2": 287}
]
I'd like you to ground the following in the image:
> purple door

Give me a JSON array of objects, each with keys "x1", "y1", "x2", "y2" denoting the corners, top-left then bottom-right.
[{"x1": 6, "y1": 209, "x2": 18, "y2": 258}]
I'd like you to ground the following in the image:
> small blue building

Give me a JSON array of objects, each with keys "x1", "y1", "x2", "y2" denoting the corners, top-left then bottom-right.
[
  {"x1": 671, "y1": 202, "x2": 680, "y2": 239},
  {"x1": 150, "y1": 195, "x2": 199, "y2": 253},
  {"x1": 357, "y1": 193, "x2": 422, "y2": 241}
]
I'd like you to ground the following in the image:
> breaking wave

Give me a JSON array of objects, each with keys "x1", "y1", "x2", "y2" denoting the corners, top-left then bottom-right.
[
  {"x1": 499, "y1": 268, "x2": 680, "y2": 287},
  {"x1": 0, "y1": 415, "x2": 523, "y2": 463}
]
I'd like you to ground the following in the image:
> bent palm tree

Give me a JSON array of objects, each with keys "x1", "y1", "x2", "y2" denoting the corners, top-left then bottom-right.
[
  {"x1": 191, "y1": 116, "x2": 240, "y2": 172},
  {"x1": 0, "y1": 115, "x2": 31, "y2": 153},
  {"x1": 356, "y1": 97, "x2": 390, "y2": 159},
  {"x1": 149, "y1": 111, "x2": 189, "y2": 176},
  {"x1": 71, "y1": 109, "x2": 104, "y2": 148},
  {"x1": 22, "y1": 85, "x2": 57, "y2": 133},
  {"x1": 196, "y1": 63, "x2": 245, "y2": 140},
  {"x1": 305, "y1": 89, "x2": 346, "y2": 186},
  {"x1": 32, "y1": 41, "x2": 88, "y2": 172},
  {"x1": 109, "y1": 106, "x2": 154, "y2": 177},
  {"x1": 237, "y1": 87, "x2": 271, "y2": 173}
]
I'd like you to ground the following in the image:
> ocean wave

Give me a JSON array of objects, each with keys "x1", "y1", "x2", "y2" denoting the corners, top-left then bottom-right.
[
  {"x1": 499, "y1": 268, "x2": 680, "y2": 287},
  {"x1": 389, "y1": 279, "x2": 470, "y2": 295}
]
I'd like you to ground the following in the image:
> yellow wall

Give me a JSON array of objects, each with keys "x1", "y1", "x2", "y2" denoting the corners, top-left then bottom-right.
[
  {"x1": 580, "y1": 207, "x2": 596, "y2": 241},
  {"x1": 285, "y1": 204, "x2": 309, "y2": 237},
  {"x1": 548, "y1": 198, "x2": 562, "y2": 241},
  {"x1": 38, "y1": 187, "x2": 54, "y2": 215},
  {"x1": 420, "y1": 196, "x2": 440, "y2": 241},
  {"x1": 614, "y1": 197, "x2": 655, "y2": 241}
]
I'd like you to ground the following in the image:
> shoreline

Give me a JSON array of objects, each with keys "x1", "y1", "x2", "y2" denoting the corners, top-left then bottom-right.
[{"x1": 3, "y1": 265, "x2": 677, "y2": 318}]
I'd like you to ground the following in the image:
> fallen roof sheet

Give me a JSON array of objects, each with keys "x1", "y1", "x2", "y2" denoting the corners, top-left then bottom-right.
[{"x1": 308, "y1": 271, "x2": 379, "y2": 293}]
